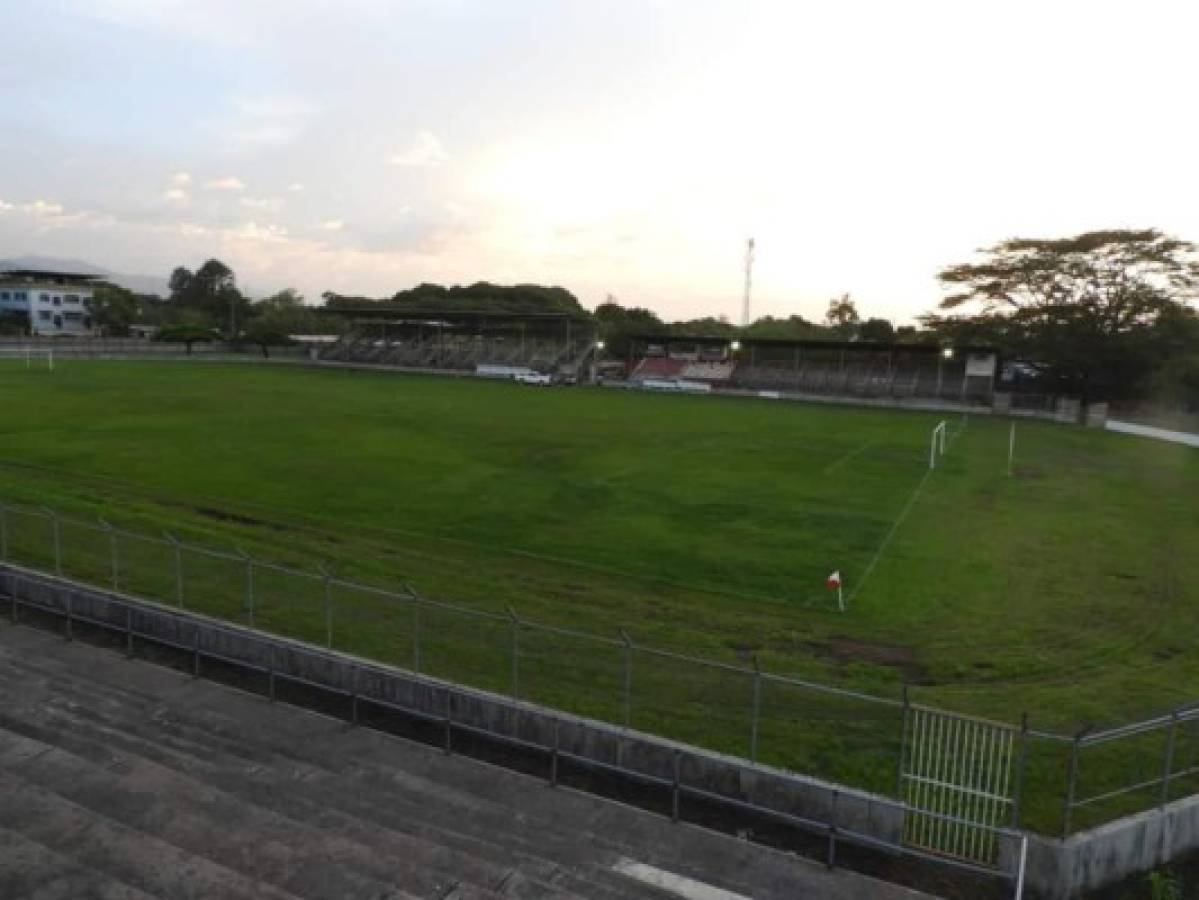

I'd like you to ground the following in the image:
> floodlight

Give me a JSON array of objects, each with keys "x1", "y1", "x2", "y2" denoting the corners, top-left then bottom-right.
[
  {"x1": 596, "y1": 340, "x2": 606, "y2": 350},
  {"x1": 942, "y1": 347, "x2": 954, "y2": 360},
  {"x1": 730, "y1": 340, "x2": 742, "y2": 351}
]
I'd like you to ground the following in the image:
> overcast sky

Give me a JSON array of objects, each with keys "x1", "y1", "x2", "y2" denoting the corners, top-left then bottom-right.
[{"x1": 2, "y1": 0, "x2": 1197, "y2": 323}]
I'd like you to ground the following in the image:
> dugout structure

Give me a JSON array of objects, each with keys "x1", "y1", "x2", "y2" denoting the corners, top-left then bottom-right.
[
  {"x1": 626, "y1": 335, "x2": 999, "y2": 403},
  {"x1": 319, "y1": 308, "x2": 597, "y2": 379}
]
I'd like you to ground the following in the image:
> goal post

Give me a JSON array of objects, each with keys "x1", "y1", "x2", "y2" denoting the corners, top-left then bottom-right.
[
  {"x1": 0, "y1": 349, "x2": 54, "y2": 371},
  {"x1": 929, "y1": 420, "x2": 947, "y2": 469}
]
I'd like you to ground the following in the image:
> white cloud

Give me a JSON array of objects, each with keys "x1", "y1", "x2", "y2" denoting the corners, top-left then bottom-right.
[
  {"x1": 163, "y1": 188, "x2": 189, "y2": 202},
  {"x1": 170, "y1": 172, "x2": 192, "y2": 186},
  {"x1": 287, "y1": 182, "x2": 304, "y2": 193},
  {"x1": 205, "y1": 176, "x2": 246, "y2": 191},
  {"x1": 240, "y1": 196, "x2": 282, "y2": 212},
  {"x1": 321, "y1": 219, "x2": 345, "y2": 231},
  {"x1": 22, "y1": 200, "x2": 66, "y2": 216},
  {"x1": 387, "y1": 130, "x2": 449, "y2": 168}
]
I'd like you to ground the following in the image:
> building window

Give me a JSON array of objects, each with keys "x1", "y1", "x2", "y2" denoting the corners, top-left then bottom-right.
[
  {"x1": 0, "y1": 292, "x2": 8, "y2": 301},
  {"x1": 52, "y1": 296, "x2": 61, "y2": 306},
  {"x1": 84, "y1": 317, "x2": 93, "y2": 329},
  {"x1": 38, "y1": 311, "x2": 51, "y2": 321},
  {"x1": 65, "y1": 294, "x2": 80, "y2": 304},
  {"x1": 53, "y1": 315, "x2": 62, "y2": 328},
  {"x1": 40, "y1": 293, "x2": 49, "y2": 302},
  {"x1": 14, "y1": 292, "x2": 26, "y2": 301}
]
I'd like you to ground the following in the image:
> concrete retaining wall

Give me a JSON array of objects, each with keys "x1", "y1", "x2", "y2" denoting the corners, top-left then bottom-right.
[
  {"x1": 1024, "y1": 793, "x2": 1199, "y2": 898},
  {"x1": 1106, "y1": 419, "x2": 1199, "y2": 449}
]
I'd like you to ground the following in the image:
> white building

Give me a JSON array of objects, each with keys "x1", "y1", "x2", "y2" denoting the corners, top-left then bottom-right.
[{"x1": 0, "y1": 266, "x2": 99, "y2": 336}]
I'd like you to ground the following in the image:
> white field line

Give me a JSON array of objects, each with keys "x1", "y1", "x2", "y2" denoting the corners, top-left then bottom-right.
[
  {"x1": 822, "y1": 438, "x2": 877, "y2": 475},
  {"x1": 611, "y1": 859, "x2": 751, "y2": 900},
  {"x1": 846, "y1": 466, "x2": 934, "y2": 605}
]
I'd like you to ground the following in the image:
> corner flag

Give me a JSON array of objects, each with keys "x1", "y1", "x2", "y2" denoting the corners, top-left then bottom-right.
[{"x1": 827, "y1": 570, "x2": 844, "y2": 612}]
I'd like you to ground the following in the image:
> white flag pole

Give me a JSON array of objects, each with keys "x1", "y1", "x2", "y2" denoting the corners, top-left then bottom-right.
[
  {"x1": 838, "y1": 581, "x2": 844, "y2": 613},
  {"x1": 1008, "y1": 421, "x2": 1016, "y2": 477}
]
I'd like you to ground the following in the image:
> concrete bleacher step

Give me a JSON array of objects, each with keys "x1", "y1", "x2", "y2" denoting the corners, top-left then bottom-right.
[
  {"x1": 0, "y1": 764, "x2": 309, "y2": 900},
  {"x1": 0, "y1": 707, "x2": 536, "y2": 900},
  {"x1": 0, "y1": 825, "x2": 165, "y2": 900},
  {"x1": 0, "y1": 657, "x2": 663, "y2": 900},
  {"x1": 0, "y1": 681, "x2": 662, "y2": 900},
  {"x1": 0, "y1": 628, "x2": 928, "y2": 900}
]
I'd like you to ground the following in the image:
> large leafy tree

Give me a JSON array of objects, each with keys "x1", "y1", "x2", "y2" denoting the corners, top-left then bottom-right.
[
  {"x1": 934, "y1": 229, "x2": 1199, "y2": 401},
  {"x1": 167, "y1": 259, "x2": 248, "y2": 334},
  {"x1": 593, "y1": 298, "x2": 666, "y2": 357}
]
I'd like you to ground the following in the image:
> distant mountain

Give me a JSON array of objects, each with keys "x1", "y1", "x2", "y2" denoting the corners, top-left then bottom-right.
[{"x1": 0, "y1": 255, "x2": 169, "y2": 297}]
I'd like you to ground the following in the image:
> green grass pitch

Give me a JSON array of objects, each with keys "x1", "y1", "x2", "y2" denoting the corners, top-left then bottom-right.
[{"x1": 1, "y1": 360, "x2": 1196, "y2": 830}]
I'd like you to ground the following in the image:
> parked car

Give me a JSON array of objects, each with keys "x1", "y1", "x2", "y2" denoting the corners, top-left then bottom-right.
[{"x1": 514, "y1": 372, "x2": 553, "y2": 386}]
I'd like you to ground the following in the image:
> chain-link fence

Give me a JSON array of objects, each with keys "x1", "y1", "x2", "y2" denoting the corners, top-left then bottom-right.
[{"x1": 0, "y1": 498, "x2": 1192, "y2": 839}]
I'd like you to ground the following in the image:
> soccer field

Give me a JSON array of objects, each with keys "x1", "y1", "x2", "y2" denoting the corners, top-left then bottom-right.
[{"x1": 1, "y1": 361, "x2": 1197, "y2": 828}]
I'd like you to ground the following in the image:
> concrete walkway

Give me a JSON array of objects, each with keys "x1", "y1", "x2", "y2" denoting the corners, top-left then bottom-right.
[{"x1": 0, "y1": 622, "x2": 938, "y2": 900}]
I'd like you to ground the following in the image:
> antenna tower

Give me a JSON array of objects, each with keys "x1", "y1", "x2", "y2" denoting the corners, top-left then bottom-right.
[{"x1": 741, "y1": 237, "x2": 755, "y2": 326}]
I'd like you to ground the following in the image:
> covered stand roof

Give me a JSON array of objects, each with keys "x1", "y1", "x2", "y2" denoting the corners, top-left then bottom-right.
[{"x1": 630, "y1": 334, "x2": 998, "y2": 355}]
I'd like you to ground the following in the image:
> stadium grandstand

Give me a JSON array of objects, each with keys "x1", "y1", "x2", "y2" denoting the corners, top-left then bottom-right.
[
  {"x1": 626, "y1": 335, "x2": 999, "y2": 403},
  {"x1": 318, "y1": 308, "x2": 598, "y2": 381}
]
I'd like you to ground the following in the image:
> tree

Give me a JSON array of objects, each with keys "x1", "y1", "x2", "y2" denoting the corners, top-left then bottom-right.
[
  {"x1": 242, "y1": 314, "x2": 294, "y2": 358},
  {"x1": 168, "y1": 267, "x2": 193, "y2": 299},
  {"x1": 824, "y1": 293, "x2": 860, "y2": 337},
  {"x1": 155, "y1": 324, "x2": 219, "y2": 355},
  {"x1": 92, "y1": 282, "x2": 145, "y2": 336},
  {"x1": 593, "y1": 297, "x2": 666, "y2": 357},
  {"x1": 858, "y1": 317, "x2": 896, "y2": 342},
  {"x1": 935, "y1": 229, "x2": 1199, "y2": 401},
  {"x1": 166, "y1": 259, "x2": 247, "y2": 335}
]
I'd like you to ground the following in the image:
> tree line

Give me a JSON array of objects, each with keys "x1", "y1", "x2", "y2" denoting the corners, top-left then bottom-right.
[{"x1": 92, "y1": 227, "x2": 1199, "y2": 407}]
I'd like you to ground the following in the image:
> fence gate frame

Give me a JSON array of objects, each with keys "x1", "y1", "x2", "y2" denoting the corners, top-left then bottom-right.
[{"x1": 899, "y1": 703, "x2": 1018, "y2": 866}]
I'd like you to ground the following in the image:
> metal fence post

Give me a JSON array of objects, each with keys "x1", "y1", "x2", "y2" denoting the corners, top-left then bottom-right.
[
  {"x1": 64, "y1": 590, "x2": 73, "y2": 641},
  {"x1": 750, "y1": 655, "x2": 762, "y2": 763},
  {"x1": 125, "y1": 604, "x2": 133, "y2": 658},
  {"x1": 192, "y1": 624, "x2": 201, "y2": 677},
  {"x1": 268, "y1": 646, "x2": 276, "y2": 702},
  {"x1": 620, "y1": 628, "x2": 633, "y2": 730},
  {"x1": 1062, "y1": 731, "x2": 1084, "y2": 836},
  {"x1": 507, "y1": 605, "x2": 520, "y2": 701},
  {"x1": 46, "y1": 508, "x2": 62, "y2": 575},
  {"x1": 896, "y1": 684, "x2": 911, "y2": 798},
  {"x1": 550, "y1": 717, "x2": 560, "y2": 787},
  {"x1": 1012, "y1": 713, "x2": 1030, "y2": 828},
  {"x1": 165, "y1": 532, "x2": 183, "y2": 608},
  {"x1": 1162, "y1": 710, "x2": 1180, "y2": 807},
  {"x1": 671, "y1": 748, "x2": 681, "y2": 823},
  {"x1": 319, "y1": 566, "x2": 333, "y2": 649},
  {"x1": 412, "y1": 601, "x2": 422, "y2": 672},
  {"x1": 828, "y1": 789, "x2": 839, "y2": 869},
  {"x1": 101, "y1": 519, "x2": 119, "y2": 591},
  {"x1": 0, "y1": 501, "x2": 7, "y2": 561},
  {"x1": 237, "y1": 548, "x2": 254, "y2": 627},
  {"x1": 9, "y1": 573, "x2": 16, "y2": 623}
]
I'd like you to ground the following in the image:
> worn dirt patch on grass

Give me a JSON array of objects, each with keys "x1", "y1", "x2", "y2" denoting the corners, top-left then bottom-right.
[{"x1": 806, "y1": 637, "x2": 928, "y2": 683}]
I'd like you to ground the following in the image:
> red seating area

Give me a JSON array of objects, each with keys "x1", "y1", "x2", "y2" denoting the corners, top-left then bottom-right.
[{"x1": 631, "y1": 357, "x2": 686, "y2": 379}]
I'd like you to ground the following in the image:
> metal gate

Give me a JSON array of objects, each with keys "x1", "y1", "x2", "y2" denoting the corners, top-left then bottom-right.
[{"x1": 900, "y1": 706, "x2": 1015, "y2": 865}]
